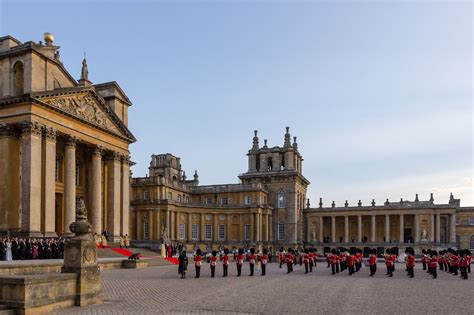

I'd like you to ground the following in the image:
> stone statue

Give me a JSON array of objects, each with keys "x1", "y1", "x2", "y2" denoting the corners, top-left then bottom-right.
[
  {"x1": 161, "y1": 226, "x2": 169, "y2": 242},
  {"x1": 311, "y1": 229, "x2": 316, "y2": 241},
  {"x1": 421, "y1": 228, "x2": 428, "y2": 241}
]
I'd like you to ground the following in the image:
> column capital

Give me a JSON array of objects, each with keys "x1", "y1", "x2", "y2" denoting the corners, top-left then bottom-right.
[
  {"x1": 92, "y1": 145, "x2": 104, "y2": 157},
  {"x1": 65, "y1": 135, "x2": 80, "y2": 147},
  {"x1": 43, "y1": 126, "x2": 58, "y2": 141},
  {"x1": 0, "y1": 123, "x2": 17, "y2": 138},
  {"x1": 106, "y1": 151, "x2": 121, "y2": 162},
  {"x1": 20, "y1": 121, "x2": 43, "y2": 137}
]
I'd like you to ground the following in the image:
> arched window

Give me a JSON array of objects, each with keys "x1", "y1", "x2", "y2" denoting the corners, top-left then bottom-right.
[
  {"x1": 278, "y1": 191, "x2": 285, "y2": 208},
  {"x1": 12, "y1": 61, "x2": 24, "y2": 95},
  {"x1": 470, "y1": 235, "x2": 474, "y2": 250},
  {"x1": 278, "y1": 221, "x2": 285, "y2": 240},
  {"x1": 267, "y1": 157, "x2": 273, "y2": 171}
]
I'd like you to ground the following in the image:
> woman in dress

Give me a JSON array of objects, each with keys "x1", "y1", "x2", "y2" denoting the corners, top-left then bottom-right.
[
  {"x1": 5, "y1": 238, "x2": 13, "y2": 261},
  {"x1": 178, "y1": 250, "x2": 188, "y2": 279}
]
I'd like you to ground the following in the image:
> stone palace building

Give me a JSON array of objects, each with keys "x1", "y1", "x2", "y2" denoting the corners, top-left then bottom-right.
[{"x1": 0, "y1": 34, "x2": 135, "y2": 240}]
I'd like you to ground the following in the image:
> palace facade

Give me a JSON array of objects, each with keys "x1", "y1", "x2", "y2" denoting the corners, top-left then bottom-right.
[{"x1": 0, "y1": 34, "x2": 135, "y2": 240}]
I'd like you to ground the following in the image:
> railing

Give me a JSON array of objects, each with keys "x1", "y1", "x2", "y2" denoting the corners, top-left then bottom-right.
[{"x1": 191, "y1": 183, "x2": 264, "y2": 193}]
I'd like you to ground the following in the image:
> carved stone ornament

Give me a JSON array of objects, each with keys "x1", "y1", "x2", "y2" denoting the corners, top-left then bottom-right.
[
  {"x1": 69, "y1": 199, "x2": 92, "y2": 240},
  {"x1": 206, "y1": 215, "x2": 212, "y2": 221},
  {"x1": 219, "y1": 215, "x2": 225, "y2": 221},
  {"x1": 41, "y1": 92, "x2": 120, "y2": 134},
  {"x1": 20, "y1": 121, "x2": 43, "y2": 136}
]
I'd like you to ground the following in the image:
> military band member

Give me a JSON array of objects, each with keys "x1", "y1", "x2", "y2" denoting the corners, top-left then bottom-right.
[
  {"x1": 406, "y1": 248, "x2": 415, "y2": 278},
  {"x1": 459, "y1": 249, "x2": 469, "y2": 280},
  {"x1": 286, "y1": 248, "x2": 294, "y2": 274},
  {"x1": 384, "y1": 249, "x2": 394, "y2": 277},
  {"x1": 221, "y1": 248, "x2": 230, "y2": 277},
  {"x1": 330, "y1": 249, "x2": 338, "y2": 275},
  {"x1": 178, "y1": 250, "x2": 188, "y2": 279},
  {"x1": 308, "y1": 248, "x2": 314, "y2": 272},
  {"x1": 450, "y1": 249, "x2": 460, "y2": 276},
  {"x1": 466, "y1": 249, "x2": 472, "y2": 273},
  {"x1": 368, "y1": 248, "x2": 377, "y2": 276},
  {"x1": 194, "y1": 248, "x2": 203, "y2": 278},
  {"x1": 260, "y1": 248, "x2": 269, "y2": 276},
  {"x1": 429, "y1": 250, "x2": 439, "y2": 279},
  {"x1": 247, "y1": 248, "x2": 257, "y2": 276},
  {"x1": 236, "y1": 248, "x2": 244, "y2": 277},
  {"x1": 303, "y1": 249, "x2": 310, "y2": 274},
  {"x1": 421, "y1": 249, "x2": 428, "y2": 271},
  {"x1": 210, "y1": 250, "x2": 218, "y2": 278},
  {"x1": 279, "y1": 247, "x2": 286, "y2": 269}
]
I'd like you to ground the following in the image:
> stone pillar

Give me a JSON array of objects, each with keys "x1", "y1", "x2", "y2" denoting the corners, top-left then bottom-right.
[
  {"x1": 450, "y1": 214, "x2": 456, "y2": 243},
  {"x1": 201, "y1": 213, "x2": 206, "y2": 241},
  {"x1": 250, "y1": 212, "x2": 255, "y2": 241},
  {"x1": 399, "y1": 214, "x2": 404, "y2": 243},
  {"x1": 64, "y1": 135, "x2": 78, "y2": 236},
  {"x1": 319, "y1": 216, "x2": 324, "y2": 242},
  {"x1": 121, "y1": 156, "x2": 131, "y2": 237},
  {"x1": 331, "y1": 216, "x2": 336, "y2": 243},
  {"x1": 385, "y1": 215, "x2": 390, "y2": 243},
  {"x1": 106, "y1": 152, "x2": 121, "y2": 241},
  {"x1": 266, "y1": 214, "x2": 270, "y2": 241},
  {"x1": 20, "y1": 122, "x2": 43, "y2": 236},
  {"x1": 344, "y1": 216, "x2": 349, "y2": 243},
  {"x1": 187, "y1": 212, "x2": 192, "y2": 241},
  {"x1": 148, "y1": 210, "x2": 153, "y2": 240},
  {"x1": 435, "y1": 213, "x2": 441, "y2": 243},
  {"x1": 239, "y1": 214, "x2": 244, "y2": 241},
  {"x1": 307, "y1": 218, "x2": 311, "y2": 242},
  {"x1": 226, "y1": 214, "x2": 232, "y2": 241},
  {"x1": 414, "y1": 214, "x2": 420, "y2": 242},
  {"x1": 357, "y1": 215, "x2": 362, "y2": 243},
  {"x1": 43, "y1": 127, "x2": 57, "y2": 237},
  {"x1": 371, "y1": 215, "x2": 376, "y2": 242},
  {"x1": 91, "y1": 146, "x2": 103, "y2": 235},
  {"x1": 213, "y1": 214, "x2": 219, "y2": 241},
  {"x1": 166, "y1": 209, "x2": 171, "y2": 232},
  {"x1": 430, "y1": 213, "x2": 435, "y2": 242},
  {"x1": 256, "y1": 213, "x2": 261, "y2": 242}
]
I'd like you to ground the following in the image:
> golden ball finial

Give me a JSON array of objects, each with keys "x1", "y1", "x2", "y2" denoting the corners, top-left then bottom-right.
[{"x1": 43, "y1": 32, "x2": 54, "y2": 45}]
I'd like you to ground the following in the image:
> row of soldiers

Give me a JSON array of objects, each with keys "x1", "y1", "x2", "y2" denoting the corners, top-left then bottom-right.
[{"x1": 421, "y1": 248, "x2": 471, "y2": 280}]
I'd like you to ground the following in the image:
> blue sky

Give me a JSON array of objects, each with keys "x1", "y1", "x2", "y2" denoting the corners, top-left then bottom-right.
[{"x1": 1, "y1": 0, "x2": 472, "y2": 206}]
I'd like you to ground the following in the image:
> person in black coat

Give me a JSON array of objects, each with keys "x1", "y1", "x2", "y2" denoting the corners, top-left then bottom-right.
[{"x1": 178, "y1": 250, "x2": 188, "y2": 279}]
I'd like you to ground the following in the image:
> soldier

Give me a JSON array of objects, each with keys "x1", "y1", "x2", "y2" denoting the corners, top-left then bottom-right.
[
  {"x1": 247, "y1": 248, "x2": 257, "y2": 276},
  {"x1": 459, "y1": 249, "x2": 469, "y2": 280},
  {"x1": 194, "y1": 248, "x2": 203, "y2": 278},
  {"x1": 406, "y1": 248, "x2": 415, "y2": 278},
  {"x1": 236, "y1": 248, "x2": 244, "y2": 277},
  {"x1": 330, "y1": 249, "x2": 337, "y2": 275},
  {"x1": 178, "y1": 250, "x2": 188, "y2": 279},
  {"x1": 259, "y1": 248, "x2": 269, "y2": 276},
  {"x1": 286, "y1": 248, "x2": 294, "y2": 274},
  {"x1": 347, "y1": 250, "x2": 355, "y2": 276},
  {"x1": 384, "y1": 249, "x2": 394, "y2": 277},
  {"x1": 368, "y1": 248, "x2": 377, "y2": 276},
  {"x1": 308, "y1": 248, "x2": 314, "y2": 272},
  {"x1": 221, "y1": 248, "x2": 229, "y2": 277},
  {"x1": 210, "y1": 250, "x2": 218, "y2": 278},
  {"x1": 421, "y1": 249, "x2": 428, "y2": 271},
  {"x1": 466, "y1": 249, "x2": 472, "y2": 273},
  {"x1": 429, "y1": 250, "x2": 439, "y2": 279},
  {"x1": 438, "y1": 250, "x2": 445, "y2": 271},
  {"x1": 356, "y1": 249, "x2": 363, "y2": 272},
  {"x1": 303, "y1": 248, "x2": 310, "y2": 274},
  {"x1": 450, "y1": 249, "x2": 460, "y2": 276},
  {"x1": 278, "y1": 247, "x2": 286, "y2": 269}
]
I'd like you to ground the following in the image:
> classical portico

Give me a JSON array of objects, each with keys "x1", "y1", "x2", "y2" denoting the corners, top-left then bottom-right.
[{"x1": 0, "y1": 34, "x2": 135, "y2": 240}]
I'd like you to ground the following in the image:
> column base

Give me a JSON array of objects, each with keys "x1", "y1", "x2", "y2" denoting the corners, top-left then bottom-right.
[
  {"x1": 43, "y1": 232, "x2": 58, "y2": 238},
  {"x1": 19, "y1": 230, "x2": 44, "y2": 238}
]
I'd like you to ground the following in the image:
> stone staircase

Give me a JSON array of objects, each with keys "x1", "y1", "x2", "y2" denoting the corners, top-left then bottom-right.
[{"x1": 0, "y1": 305, "x2": 15, "y2": 315}]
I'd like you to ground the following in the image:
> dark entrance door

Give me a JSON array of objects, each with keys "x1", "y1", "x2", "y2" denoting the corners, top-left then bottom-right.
[{"x1": 404, "y1": 228, "x2": 412, "y2": 243}]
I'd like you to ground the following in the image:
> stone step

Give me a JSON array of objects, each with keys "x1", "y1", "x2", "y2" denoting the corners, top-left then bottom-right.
[{"x1": 0, "y1": 305, "x2": 15, "y2": 315}]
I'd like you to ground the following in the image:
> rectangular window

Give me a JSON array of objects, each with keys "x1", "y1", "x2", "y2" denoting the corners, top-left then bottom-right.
[
  {"x1": 192, "y1": 224, "x2": 199, "y2": 240},
  {"x1": 185, "y1": 196, "x2": 190, "y2": 204},
  {"x1": 179, "y1": 223, "x2": 185, "y2": 240},
  {"x1": 456, "y1": 217, "x2": 460, "y2": 225},
  {"x1": 244, "y1": 224, "x2": 250, "y2": 241},
  {"x1": 278, "y1": 222, "x2": 285, "y2": 240},
  {"x1": 218, "y1": 224, "x2": 226, "y2": 240},
  {"x1": 469, "y1": 217, "x2": 474, "y2": 225},
  {"x1": 278, "y1": 192, "x2": 285, "y2": 208},
  {"x1": 205, "y1": 224, "x2": 212, "y2": 240},
  {"x1": 221, "y1": 197, "x2": 228, "y2": 205},
  {"x1": 143, "y1": 191, "x2": 150, "y2": 200},
  {"x1": 205, "y1": 197, "x2": 212, "y2": 205},
  {"x1": 168, "y1": 192, "x2": 172, "y2": 200},
  {"x1": 244, "y1": 196, "x2": 251, "y2": 205}
]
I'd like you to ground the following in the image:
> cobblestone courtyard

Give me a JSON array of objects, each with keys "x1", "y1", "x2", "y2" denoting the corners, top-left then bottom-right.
[{"x1": 57, "y1": 262, "x2": 473, "y2": 314}]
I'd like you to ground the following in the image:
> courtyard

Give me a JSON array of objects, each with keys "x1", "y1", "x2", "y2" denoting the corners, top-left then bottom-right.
[{"x1": 56, "y1": 262, "x2": 473, "y2": 314}]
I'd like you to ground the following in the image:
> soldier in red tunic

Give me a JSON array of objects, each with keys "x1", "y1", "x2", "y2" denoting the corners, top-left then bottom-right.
[
  {"x1": 247, "y1": 248, "x2": 257, "y2": 276},
  {"x1": 459, "y1": 249, "x2": 469, "y2": 280},
  {"x1": 429, "y1": 250, "x2": 439, "y2": 279},
  {"x1": 347, "y1": 250, "x2": 355, "y2": 276},
  {"x1": 356, "y1": 249, "x2": 363, "y2": 272},
  {"x1": 194, "y1": 248, "x2": 203, "y2": 278},
  {"x1": 406, "y1": 248, "x2": 415, "y2": 278},
  {"x1": 303, "y1": 248, "x2": 310, "y2": 274},
  {"x1": 210, "y1": 250, "x2": 218, "y2": 278},
  {"x1": 259, "y1": 248, "x2": 269, "y2": 276},
  {"x1": 330, "y1": 249, "x2": 337, "y2": 275},
  {"x1": 236, "y1": 248, "x2": 244, "y2": 277},
  {"x1": 466, "y1": 249, "x2": 472, "y2": 274},
  {"x1": 368, "y1": 248, "x2": 377, "y2": 276},
  {"x1": 278, "y1": 247, "x2": 286, "y2": 269},
  {"x1": 308, "y1": 248, "x2": 314, "y2": 272},
  {"x1": 450, "y1": 249, "x2": 460, "y2": 276},
  {"x1": 286, "y1": 248, "x2": 294, "y2": 274},
  {"x1": 221, "y1": 248, "x2": 230, "y2": 277},
  {"x1": 384, "y1": 249, "x2": 394, "y2": 277}
]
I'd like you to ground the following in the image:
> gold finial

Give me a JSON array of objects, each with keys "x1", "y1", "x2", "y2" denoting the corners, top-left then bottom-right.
[{"x1": 44, "y1": 32, "x2": 54, "y2": 45}]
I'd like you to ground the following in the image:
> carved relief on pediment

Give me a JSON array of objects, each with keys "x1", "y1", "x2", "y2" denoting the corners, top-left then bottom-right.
[{"x1": 40, "y1": 93, "x2": 120, "y2": 134}]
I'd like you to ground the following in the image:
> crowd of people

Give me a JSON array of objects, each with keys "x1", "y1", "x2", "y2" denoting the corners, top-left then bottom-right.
[
  {"x1": 0, "y1": 237, "x2": 65, "y2": 261},
  {"x1": 177, "y1": 246, "x2": 472, "y2": 280}
]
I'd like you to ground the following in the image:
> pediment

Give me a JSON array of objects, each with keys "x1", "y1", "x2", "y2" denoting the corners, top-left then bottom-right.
[{"x1": 33, "y1": 89, "x2": 134, "y2": 141}]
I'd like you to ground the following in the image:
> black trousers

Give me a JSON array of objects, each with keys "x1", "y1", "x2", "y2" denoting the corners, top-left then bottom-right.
[
  {"x1": 331, "y1": 264, "x2": 336, "y2": 275},
  {"x1": 430, "y1": 267, "x2": 437, "y2": 279},
  {"x1": 249, "y1": 264, "x2": 254, "y2": 276},
  {"x1": 211, "y1": 266, "x2": 215, "y2": 277},
  {"x1": 370, "y1": 264, "x2": 377, "y2": 276},
  {"x1": 422, "y1": 262, "x2": 426, "y2": 270},
  {"x1": 304, "y1": 263, "x2": 309, "y2": 274},
  {"x1": 460, "y1": 266, "x2": 468, "y2": 279},
  {"x1": 387, "y1": 265, "x2": 393, "y2": 277},
  {"x1": 279, "y1": 260, "x2": 283, "y2": 268},
  {"x1": 195, "y1": 266, "x2": 201, "y2": 278},
  {"x1": 407, "y1": 266, "x2": 414, "y2": 277},
  {"x1": 336, "y1": 264, "x2": 340, "y2": 273},
  {"x1": 223, "y1": 265, "x2": 228, "y2": 277},
  {"x1": 439, "y1": 263, "x2": 444, "y2": 271},
  {"x1": 348, "y1": 265, "x2": 354, "y2": 275},
  {"x1": 287, "y1": 262, "x2": 293, "y2": 273},
  {"x1": 468, "y1": 264, "x2": 471, "y2": 273},
  {"x1": 237, "y1": 264, "x2": 242, "y2": 277},
  {"x1": 309, "y1": 261, "x2": 313, "y2": 272},
  {"x1": 453, "y1": 266, "x2": 459, "y2": 275},
  {"x1": 261, "y1": 263, "x2": 266, "y2": 276}
]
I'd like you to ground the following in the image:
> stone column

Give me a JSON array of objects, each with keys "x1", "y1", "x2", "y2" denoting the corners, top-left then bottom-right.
[
  {"x1": 64, "y1": 135, "x2": 78, "y2": 236},
  {"x1": 226, "y1": 214, "x2": 232, "y2": 241},
  {"x1": 430, "y1": 213, "x2": 435, "y2": 242},
  {"x1": 357, "y1": 215, "x2": 362, "y2": 243},
  {"x1": 331, "y1": 216, "x2": 336, "y2": 242},
  {"x1": 414, "y1": 214, "x2": 420, "y2": 242},
  {"x1": 20, "y1": 122, "x2": 43, "y2": 236},
  {"x1": 266, "y1": 214, "x2": 270, "y2": 241},
  {"x1": 213, "y1": 214, "x2": 219, "y2": 241},
  {"x1": 399, "y1": 214, "x2": 404, "y2": 243},
  {"x1": 256, "y1": 213, "x2": 261, "y2": 242},
  {"x1": 169, "y1": 211, "x2": 174, "y2": 240},
  {"x1": 43, "y1": 127, "x2": 57, "y2": 236},
  {"x1": 450, "y1": 214, "x2": 456, "y2": 243},
  {"x1": 371, "y1": 215, "x2": 376, "y2": 242},
  {"x1": 307, "y1": 218, "x2": 311, "y2": 242},
  {"x1": 106, "y1": 152, "x2": 121, "y2": 241},
  {"x1": 250, "y1": 212, "x2": 255, "y2": 241},
  {"x1": 385, "y1": 215, "x2": 390, "y2": 243},
  {"x1": 166, "y1": 209, "x2": 171, "y2": 233},
  {"x1": 201, "y1": 213, "x2": 206, "y2": 241},
  {"x1": 148, "y1": 210, "x2": 153, "y2": 240},
  {"x1": 435, "y1": 213, "x2": 441, "y2": 243},
  {"x1": 319, "y1": 216, "x2": 324, "y2": 242},
  {"x1": 344, "y1": 216, "x2": 349, "y2": 243},
  {"x1": 239, "y1": 214, "x2": 244, "y2": 241},
  {"x1": 121, "y1": 155, "x2": 131, "y2": 237},
  {"x1": 187, "y1": 212, "x2": 192, "y2": 241},
  {"x1": 91, "y1": 146, "x2": 103, "y2": 235}
]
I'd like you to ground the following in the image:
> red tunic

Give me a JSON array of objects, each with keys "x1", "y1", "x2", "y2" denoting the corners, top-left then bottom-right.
[
  {"x1": 286, "y1": 253, "x2": 294, "y2": 264},
  {"x1": 407, "y1": 255, "x2": 415, "y2": 268},
  {"x1": 450, "y1": 255, "x2": 460, "y2": 267},
  {"x1": 260, "y1": 254, "x2": 268, "y2": 264},
  {"x1": 303, "y1": 253, "x2": 309, "y2": 264},
  {"x1": 194, "y1": 255, "x2": 202, "y2": 267},
  {"x1": 247, "y1": 254, "x2": 256, "y2": 265},
  {"x1": 347, "y1": 255, "x2": 355, "y2": 266},
  {"x1": 236, "y1": 254, "x2": 244, "y2": 265},
  {"x1": 210, "y1": 255, "x2": 218, "y2": 267},
  {"x1": 369, "y1": 254, "x2": 377, "y2": 266},
  {"x1": 429, "y1": 257, "x2": 438, "y2": 268},
  {"x1": 221, "y1": 254, "x2": 229, "y2": 266}
]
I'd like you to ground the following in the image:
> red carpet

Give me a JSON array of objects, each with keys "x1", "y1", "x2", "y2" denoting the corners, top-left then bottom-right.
[
  {"x1": 165, "y1": 257, "x2": 179, "y2": 265},
  {"x1": 111, "y1": 247, "x2": 134, "y2": 256}
]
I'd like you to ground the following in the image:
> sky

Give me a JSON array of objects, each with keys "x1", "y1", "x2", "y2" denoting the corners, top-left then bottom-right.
[{"x1": 1, "y1": 0, "x2": 472, "y2": 206}]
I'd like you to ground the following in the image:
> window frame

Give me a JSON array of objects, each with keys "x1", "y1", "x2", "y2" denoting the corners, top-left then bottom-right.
[
  {"x1": 191, "y1": 224, "x2": 199, "y2": 240},
  {"x1": 205, "y1": 224, "x2": 212, "y2": 240},
  {"x1": 218, "y1": 224, "x2": 226, "y2": 241},
  {"x1": 278, "y1": 221, "x2": 285, "y2": 240},
  {"x1": 178, "y1": 223, "x2": 186, "y2": 240},
  {"x1": 244, "y1": 224, "x2": 250, "y2": 241}
]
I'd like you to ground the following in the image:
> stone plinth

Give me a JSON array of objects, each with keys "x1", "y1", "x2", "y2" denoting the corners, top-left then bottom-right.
[{"x1": 122, "y1": 259, "x2": 148, "y2": 269}]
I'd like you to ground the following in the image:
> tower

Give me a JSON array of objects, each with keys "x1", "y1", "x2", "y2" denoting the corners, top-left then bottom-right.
[{"x1": 239, "y1": 127, "x2": 310, "y2": 245}]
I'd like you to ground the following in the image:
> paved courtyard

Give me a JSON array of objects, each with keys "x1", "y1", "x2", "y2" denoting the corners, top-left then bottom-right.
[{"x1": 57, "y1": 262, "x2": 473, "y2": 314}]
